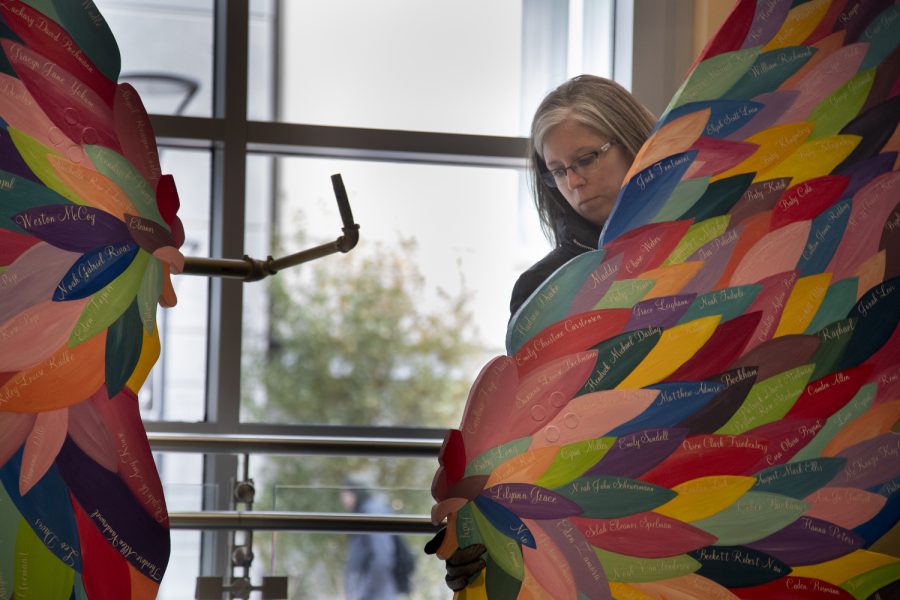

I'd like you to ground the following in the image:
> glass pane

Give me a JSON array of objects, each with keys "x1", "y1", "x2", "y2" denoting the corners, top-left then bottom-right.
[
  {"x1": 248, "y1": 455, "x2": 446, "y2": 599},
  {"x1": 249, "y1": 0, "x2": 618, "y2": 135},
  {"x1": 255, "y1": 0, "x2": 528, "y2": 136},
  {"x1": 248, "y1": 0, "x2": 277, "y2": 121},
  {"x1": 253, "y1": 455, "x2": 437, "y2": 515},
  {"x1": 101, "y1": 0, "x2": 214, "y2": 117},
  {"x1": 252, "y1": 531, "x2": 450, "y2": 600},
  {"x1": 580, "y1": 0, "x2": 616, "y2": 78},
  {"x1": 154, "y1": 452, "x2": 204, "y2": 600},
  {"x1": 158, "y1": 531, "x2": 203, "y2": 599},
  {"x1": 140, "y1": 148, "x2": 211, "y2": 422},
  {"x1": 241, "y1": 155, "x2": 550, "y2": 426}
]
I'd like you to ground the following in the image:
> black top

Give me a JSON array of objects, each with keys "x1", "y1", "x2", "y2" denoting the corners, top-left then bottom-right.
[{"x1": 509, "y1": 204, "x2": 602, "y2": 316}]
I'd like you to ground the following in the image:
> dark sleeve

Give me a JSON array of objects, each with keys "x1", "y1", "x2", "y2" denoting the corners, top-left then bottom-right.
[
  {"x1": 510, "y1": 268, "x2": 549, "y2": 316},
  {"x1": 509, "y1": 247, "x2": 582, "y2": 316}
]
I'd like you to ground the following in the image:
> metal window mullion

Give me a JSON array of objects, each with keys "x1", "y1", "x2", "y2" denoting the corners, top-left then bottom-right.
[
  {"x1": 209, "y1": 1, "x2": 249, "y2": 430},
  {"x1": 200, "y1": 0, "x2": 250, "y2": 581},
  {"x1": 149, "y1": 115, "x2": 529, "y2": 167},
  {"x1": 245, "y1": 121, "x2": 527, "y2": 165}
]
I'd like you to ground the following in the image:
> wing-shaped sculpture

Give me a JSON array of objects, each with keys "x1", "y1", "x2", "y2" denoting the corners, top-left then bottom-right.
[
  {"x1": 433, "y1": 1, "x2": 900, "y2": 597},
  {"x1": 0, "y1": 1, "x2": 181, "y2": 597}
]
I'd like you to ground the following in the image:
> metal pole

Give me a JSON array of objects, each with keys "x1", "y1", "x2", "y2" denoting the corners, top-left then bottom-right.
[
  {"x1": 147, "y1": 432, "x2": 442, "y2": 457},
  {"x1": 179, "y1": 173, "x2": 359, "y2": 282},
  {"x1": 169, "y1": 511, "x2": 441, "y2": 535}
]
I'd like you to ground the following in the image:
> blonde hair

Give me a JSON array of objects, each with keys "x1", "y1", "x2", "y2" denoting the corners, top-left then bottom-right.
[{"x1": 528, "y1": 75, "x2": 656, "y2": 243}]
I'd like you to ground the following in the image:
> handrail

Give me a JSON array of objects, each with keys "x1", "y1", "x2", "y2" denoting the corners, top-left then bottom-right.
[
  {"x1": 151, "y1": 432, "x2": 444, "y2": 535},
  {"x1": 168, "y1": 511, "x2": 440, "y2": 534},
  {"x1": 147, "y1": 432, "x2": 442, "y2": 457}
]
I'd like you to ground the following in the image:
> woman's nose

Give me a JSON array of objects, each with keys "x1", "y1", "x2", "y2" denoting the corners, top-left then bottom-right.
[{"x1": 564, "y1": 168, "x2": 586, "y2": 189}]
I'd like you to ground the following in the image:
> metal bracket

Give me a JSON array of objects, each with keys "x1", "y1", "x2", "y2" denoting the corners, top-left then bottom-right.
[
  {"x1": 180, "y1": 173, "x2": 359, "y2": 282},
  {"x1": 193, "y1": 468, "x2": 289, "y2": 598},
  {"x1": 195, "y1": 575, "x2": 288, "y2": 600}
]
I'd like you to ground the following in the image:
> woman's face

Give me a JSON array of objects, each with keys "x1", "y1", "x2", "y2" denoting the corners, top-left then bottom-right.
[{"x1": 541, "y1": 119, "x2": 631, "y2": 227}]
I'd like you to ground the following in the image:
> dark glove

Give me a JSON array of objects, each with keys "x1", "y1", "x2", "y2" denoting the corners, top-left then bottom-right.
[{"x1": 424, "y1": 527, "x2": 487, "y2": 592}]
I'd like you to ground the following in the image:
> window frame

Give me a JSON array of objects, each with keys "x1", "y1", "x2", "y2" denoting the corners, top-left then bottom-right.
[{"x1": 141, "y1": 0, "x2": 694, "y2": 580}]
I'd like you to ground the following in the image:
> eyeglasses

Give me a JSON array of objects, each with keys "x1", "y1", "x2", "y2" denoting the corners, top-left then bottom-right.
[{"x1": 540, "y1": 141, "x2": 614, "y2": 188}]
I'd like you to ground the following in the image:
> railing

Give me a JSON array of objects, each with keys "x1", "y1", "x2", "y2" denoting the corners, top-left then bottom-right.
[
  {"x1": 167, "y1": 511, "x2": 439, "y2": 534},
  {"x1": 148, "y1": 432, "x2": 443, "y2": 534},
  {"x1": 148, "y1": 432, "x2": 442, "y2": 457}
]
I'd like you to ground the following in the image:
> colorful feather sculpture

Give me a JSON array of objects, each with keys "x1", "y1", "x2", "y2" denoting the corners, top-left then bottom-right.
[
  {"x1": 432, "y1": 1, "x2": 900, "y2": 598},
  {"x1": 0, "y1": 1, "x2": 180, "y2": 598}
]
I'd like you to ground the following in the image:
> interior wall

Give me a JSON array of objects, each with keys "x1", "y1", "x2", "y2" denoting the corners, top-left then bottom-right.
[
  {"x1": 628, "y1": 0, "x2": 736, "y2": 117},
  {"x1": 692, "y1": 0, "x2": 738, "y2": 57},
  {"x1": 629, "y1": 0, "x2": 695, "y2": 117}
]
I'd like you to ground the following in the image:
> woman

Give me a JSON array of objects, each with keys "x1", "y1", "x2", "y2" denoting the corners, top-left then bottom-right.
[
  {"x1": 427, "y1": 75, "x2": 656, "y2": 593},
  {"x1": 511, "y1": 74, "x2": 655, "y2": 315}
]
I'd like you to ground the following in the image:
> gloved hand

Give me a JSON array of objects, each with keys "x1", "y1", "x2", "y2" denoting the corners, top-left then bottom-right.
[{"x1": 424, "y1": 527, "x2": 487, "y2": 592}]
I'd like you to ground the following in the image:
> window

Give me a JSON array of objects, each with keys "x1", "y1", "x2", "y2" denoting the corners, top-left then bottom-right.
[
  {"x1": 101, "y1": 0, "x2": 621, "y2": 597},
  {"x1": 240, "y1": 156, "x2": 543, "y2": 427},
  {"x1": 272, "y1": 0, "x2": 526, "y2": 136},
  {"x1": 104, "y1": 0, "x2": 214, "y2": 117}
]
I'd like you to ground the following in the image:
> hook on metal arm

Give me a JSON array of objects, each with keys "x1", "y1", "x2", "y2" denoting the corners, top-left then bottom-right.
[{"x1": 180, "y1": 174, "x2": 359, "y2": 282}]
